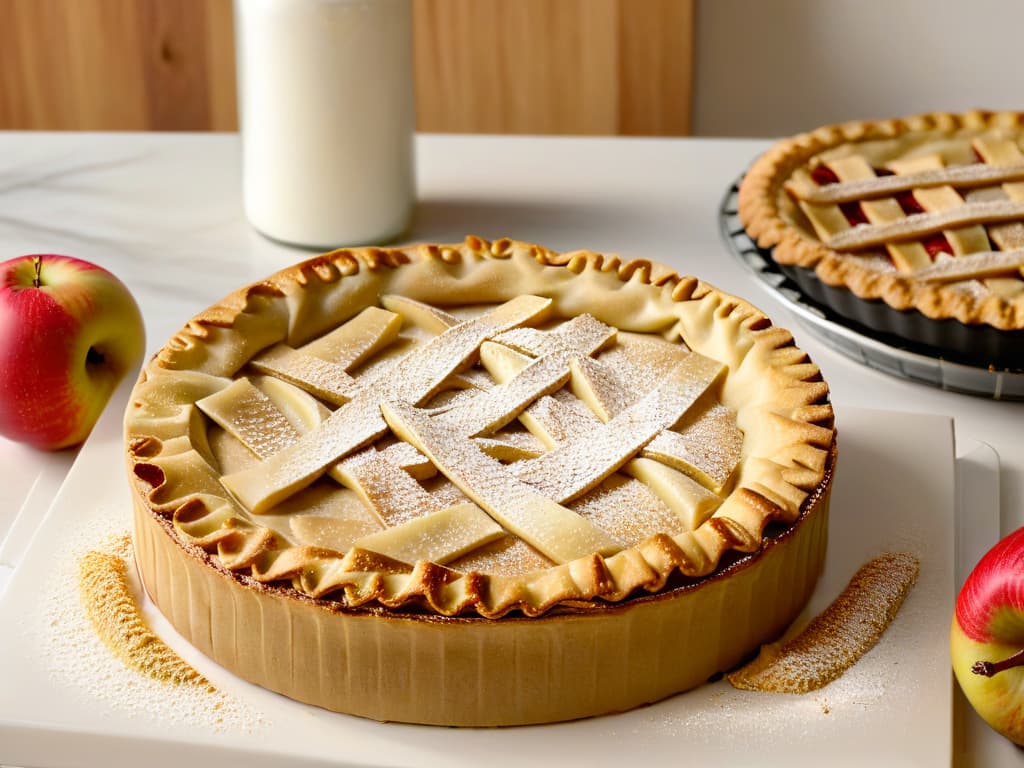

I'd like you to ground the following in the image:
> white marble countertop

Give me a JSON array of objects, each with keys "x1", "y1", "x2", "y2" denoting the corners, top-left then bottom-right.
[{"x1": 1, "y1": 130, "x2": 1021, "y2": 766}]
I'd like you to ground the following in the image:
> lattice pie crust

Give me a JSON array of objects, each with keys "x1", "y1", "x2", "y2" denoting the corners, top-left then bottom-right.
[
  {"x1": 125, "y1": 237, "x2": 836, "y2": 725},
  {"x1": 739, "y1": 110, "x2": 1024, "y2": 331}
]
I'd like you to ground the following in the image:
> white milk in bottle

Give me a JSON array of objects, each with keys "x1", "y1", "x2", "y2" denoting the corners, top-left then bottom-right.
[{"x1": 234, "y1": 0, "x2": 415, "y2": 248}]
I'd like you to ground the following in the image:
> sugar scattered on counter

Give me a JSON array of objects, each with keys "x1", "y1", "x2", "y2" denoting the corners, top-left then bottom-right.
[
  {"x1": 24, "y1": 513, "x2": 265, "y2": 734},
  {"x1": 646, "y1": 667, "x2": 891, "y2": 742},
  {"x1": 726, "y1": 552, "x2": 920, "y2": 694},
  {"x1": 641, "y1": 554, "x2": 925, "y2": 745}
]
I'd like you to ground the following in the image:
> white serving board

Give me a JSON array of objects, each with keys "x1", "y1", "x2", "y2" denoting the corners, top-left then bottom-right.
[{"x1": 0, "y1": 403, "x2": 964, "y2": 768}]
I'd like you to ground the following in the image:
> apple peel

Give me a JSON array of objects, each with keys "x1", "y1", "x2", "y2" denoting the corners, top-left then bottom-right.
[
  {"x1": 951, "y1": 525, "x2": 1024, "y2": 746},
  {"x1": 0, "y1": 253, "x2": 145, "y2": 450}
]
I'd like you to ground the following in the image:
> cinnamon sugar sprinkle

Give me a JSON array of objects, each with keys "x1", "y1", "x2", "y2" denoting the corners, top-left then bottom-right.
[
  {"x1": 31, "y1": 522, "x2": 264, "y2": 733},
  {"x1": 727, "y1": 552, "x2": 920, "y2": 694},
  {"x1": 78, "y1": 534, "x2": 213, "y2": 692}
]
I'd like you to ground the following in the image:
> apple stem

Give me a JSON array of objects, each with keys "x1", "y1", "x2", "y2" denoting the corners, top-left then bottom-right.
[
  {"x1": 32, "y1": 256, "x2": 42, "y2": 288},
  {"x1": 972, "y1": 648, "x2": 1024, "y2": 678}
]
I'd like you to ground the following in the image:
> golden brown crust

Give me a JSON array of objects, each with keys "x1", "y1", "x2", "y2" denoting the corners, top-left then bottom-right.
[
  {"x1": 129, "y1": 446, "x2": 835, "y2": 725},
  {"x1": 738, "y1": 110, "x2": 1024, "y2": 331},
  {"x1": 125, "y1": 237, "x2": 836, "y2": 619}
]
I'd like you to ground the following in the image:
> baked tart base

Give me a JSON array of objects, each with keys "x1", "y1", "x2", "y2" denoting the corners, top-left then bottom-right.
[
  {"x1": 777, "y1": 261, "x2": 1023, "y2": 370},
  {"x1": 132, "y1": 461, "x2": 831, "y2": 725},
  {"x1": 125, "y1": 237, "x2": 836, "y2": 725}
]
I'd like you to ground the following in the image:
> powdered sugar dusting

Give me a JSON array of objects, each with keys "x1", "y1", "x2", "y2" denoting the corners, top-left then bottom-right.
[
  {"x1": 208, "y1": 295, "x2": 745, "y2": 577},
  {"x1": 642, "y1": 669, "x2": 891, "y2": 742},
  {"x1": 641, "y1": 581, "x2": 924, "y2": 745},
  {"x1": 570, "y1": 474, "x2": 683, "y2": 541}
]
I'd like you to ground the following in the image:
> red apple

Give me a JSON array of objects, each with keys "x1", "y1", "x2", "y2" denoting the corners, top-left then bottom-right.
[
  {"x1": 951, "y1": 525, "x2": 1024, "y2": 746},
  {"x1": 0, "y1": 254, "x2": 144, "y2": 450}
]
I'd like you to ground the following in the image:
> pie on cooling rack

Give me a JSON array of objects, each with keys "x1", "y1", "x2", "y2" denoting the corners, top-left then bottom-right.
[
  {"x1": 125, "y1": 237, "x2": 836, "y2": 725},
  {"x1": 738, "y1": 110, "x2": 1024, "y2": 368}
]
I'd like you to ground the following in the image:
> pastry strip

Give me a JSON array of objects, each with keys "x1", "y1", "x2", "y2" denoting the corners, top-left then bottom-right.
[
  {"x1": 792, "y1": 161, "x2": 1024, "y2": 204},
  {"x1": 512, "y1": 355, "x2": 723, "y2": 503},
  {"x1": 826, "y1": 199, "x2": 1024, "y2": 251},
  {"x1": 643, "y1": 414, "x2": 739, "y2": 494},
  {"x1": 197, "y1": 378, "x2": 301, "y2": 458},
  {"x1": 221, "y1": 295, "x2": 552, "y2": 513},
  {"x1": 622, "y1": 458, "x2": 720, "y2": 531},
  {"x1": 249, "y1": 344, "x2": 360, "y2": 406},
  {"x1": 380, "y1": 294, "x2": 460, "y2": 334},
  {"x1": 381, "y1": 400, "x2": 622, "y2": 564},
  {"x1": 334, "y1": 446, "x2": 446, "y2": 526},
  {"x1": 973, "y1": 138, "x2": 1024, "y2": 297},
  {"x1": 248, "y1": 306, "x2": 403, "y2": 405},
  {"x1": 819, "y1": 156, "x2": 929, "y2": 272},
  {"x1": 911, "y1": 249, "x2": 1024, "y2": 283},
  {"x1": 298, "y1": 305, "x2": 403, "y2": 368},
  {"x1": 486, "y1": 340, "x2": 739, "y2": 492},
  {"x1": 352, "y1": 502, "x2": 504, "y2": 565},
  {"x1": 433, "y1": 353, "x2": 572, "y2": 436},
  {"x1": 888, "y1": 154, "x2": 990, "y2": 257},
  {"x1": 434, "y1": 315, "x2": 616, "y2": 436},
  {"x1": 201, "y1": 375, "x2": 503, "y2": 561}
]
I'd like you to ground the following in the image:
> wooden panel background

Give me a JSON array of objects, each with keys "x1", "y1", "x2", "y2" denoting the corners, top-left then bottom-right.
[{"x1": 0, "y1": 0, "x2": 693, "y2": 136}]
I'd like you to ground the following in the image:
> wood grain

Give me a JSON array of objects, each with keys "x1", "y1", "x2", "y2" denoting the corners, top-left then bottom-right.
[
  {"x1": 0, "y1": 0, "x2": 236, "y2": 131},
  {"x1": 0, "y1": 0, "x2": 691, "y2": 135},
  {"x1": 617, "y1": 0, "x2": 693, "y2": 135},
  {"x1": 0, "y1": 0, "x2": 148, "y2": 129},
  {"x1": 413, "y1": 0, "x2": 693, "y2": 135}
]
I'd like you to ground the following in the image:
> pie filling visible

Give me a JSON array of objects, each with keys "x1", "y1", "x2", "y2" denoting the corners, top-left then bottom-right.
[{"x1": 738, "y1": 111, "x2": 1024, "y2": 334}]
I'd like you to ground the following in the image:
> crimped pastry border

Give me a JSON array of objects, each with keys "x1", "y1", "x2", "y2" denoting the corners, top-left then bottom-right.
[
  {"x1": 130, "y1": 461, "x2": 831, "y2": 725},
  {"x1": 125, "y1": 237, "x2": 836, "y2": 619},
  {"x1": 737, "y1": 110, "x2": 1024, "y2": 331}
]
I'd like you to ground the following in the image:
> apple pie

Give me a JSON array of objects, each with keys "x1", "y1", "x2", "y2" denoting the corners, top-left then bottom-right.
[
  {"x1": 125, "y1": 237, "x2": 837, "y2": 725},
  {"x1": 738, "y1": 110, "x2": 1024, "y2": 368}
]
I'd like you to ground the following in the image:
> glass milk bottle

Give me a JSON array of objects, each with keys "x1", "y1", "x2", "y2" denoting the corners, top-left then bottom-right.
[{"x1": 234, "y1": 0, "x2": 415, "y2": 248}]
